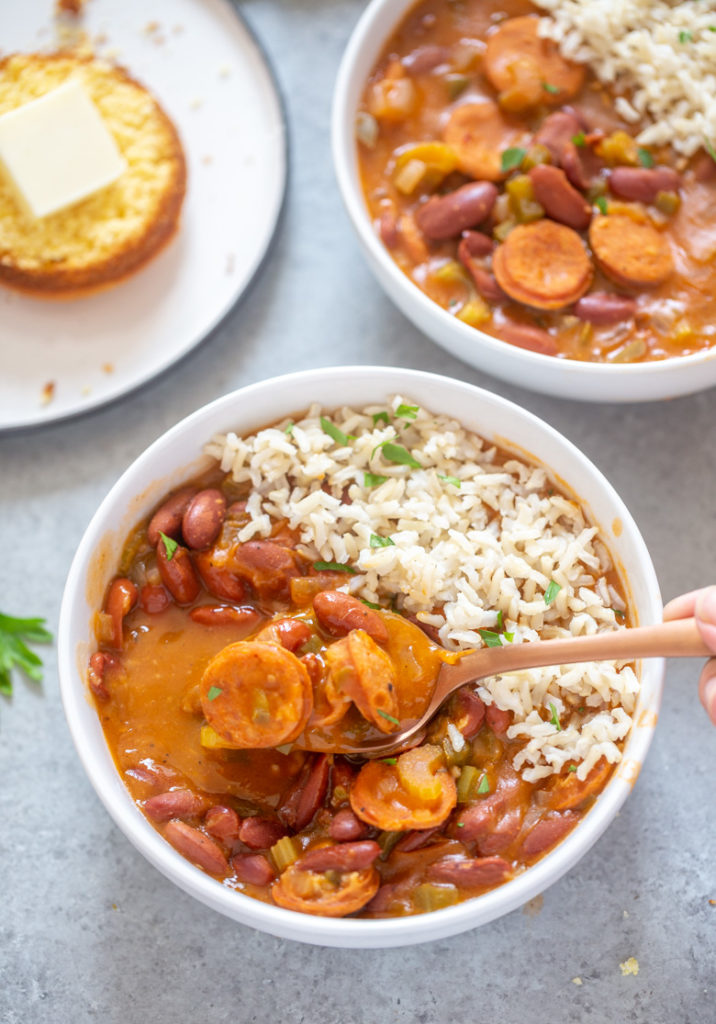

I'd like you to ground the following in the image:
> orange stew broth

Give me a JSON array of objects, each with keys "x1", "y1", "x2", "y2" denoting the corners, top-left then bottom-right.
[
  {"x1": 91, "y1": 457, "x2": 628, "y2": 918},
  {"x1": 357, "y1": 0, "x2": 716, "y2": 363}
]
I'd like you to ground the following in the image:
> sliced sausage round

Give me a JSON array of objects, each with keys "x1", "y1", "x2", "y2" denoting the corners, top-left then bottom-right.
[
  {"x1": 493, "y1": 220, "x2": 593, "y2": 310},
  {"x1": 589, "y1": 214, "x2": 673, "y2": 288},
  {"x1": 313, "y1": 590, "x2": 389, "y2": 645},
  {"x1": 484, "y1": 16, "x2": 584, "y2": 111}
]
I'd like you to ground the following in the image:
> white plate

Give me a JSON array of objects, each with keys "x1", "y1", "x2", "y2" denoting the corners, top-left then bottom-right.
[{"x1": 0, "y1": 0, "x2": 286, "y2": 431}]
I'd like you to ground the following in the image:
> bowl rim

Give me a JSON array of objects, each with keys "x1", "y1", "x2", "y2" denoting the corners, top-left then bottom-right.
[
  {"x1": 58, "y1": 366, "x2": 664, "y2": 947},
  {"x1": 330, "y1": 0, "x2": 716, "y2": 388}
]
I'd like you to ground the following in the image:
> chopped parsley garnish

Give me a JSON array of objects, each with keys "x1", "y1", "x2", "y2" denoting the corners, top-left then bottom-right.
[
  {"x1": 437, "y1": 473, "x2": 461, "y2": 487},
  {"x1": 477, "y1": 773, "x2": 490, "y2": 794},
  {"x1": 709, "y1": 26, "x2": 716, "y2": 33},
  {"x1": 360, "y1": 597, "x2": 382, "y2": 610},
  {"x1": 548, "y1": 702, "x2": 562, "y2": 731},
  {"x1": 678, "y1": 29, "x2": 693, "y2": 43},
  {"x1": 567, "y1": 764, "x2": 578, "y2": 773},
  {"x1": 503, "y1": 631, "x2": 515, "y2": 642},
  {"x1": 372, "y1": 441, "x2": 421, "y2": 469},
  {"x1": 637, "y1": 147, "x2": 654, "y2": 168},
  {"x1": 595, "y1": 195, "x2": 608, "y2": 215},
  {"x1": 613, "y1": 607, "x2": 626, "y2": 619},
  {"x1": 496, "y1": 609, "x2": 504, "y2": 631},
  {"x1": 370, "y1": 533, "x2": 395, "y2": 548},
  {"x1": 501, "y1": 146, "x2": 526, "y2": 173},
  {"x1": 283, "y1": 421, "x2": 294, "y2": 436},
  {"x1": 541, "y1": 81, "x2": 560, "y2": 94},
  {"x1": 372, "y1": 411, "x2": 390, "y2": 427},
  {"x1": 206, "y1": 686, "x2": 223, "y2": 701},
  {"x1": 456, "y1": 821, "x2": 465, "y2": 828},
  {"x1": 364, "y1": 472, "x2": 388, "y2": 488},
  {"x1": 705, "y1": 139, "x2": 716, "y2": 163},
  {"x1": 381, "y1": 757, "x2": 397, "y2": 765},
  {"x1": 377, "y1": 709, "x2": 400, "y2": 726},
  {"x1": 572, "y1": 131, "x2": 586, "y2": 147},
  {"x1": 395, "y1": 403, "x2": 419, "y2": 421},
  {"x1": 159, "y1": 531, "x2": 178, "y2": 561},
  {"x1": 320, "y1": 416, "x2": 355, "y2": 447},
  {"x1": 478, "y1": 628, "x2": 503, "y2": 648},
  {"x1": 313, "y1": 561, "x2": 356, "y2": 574},
  {"x1": 0, "y1": 612, "x2": 53, "y2": 697},
  {"x1": 544, "y1": 580, "x2": 562, "y2": 605}
]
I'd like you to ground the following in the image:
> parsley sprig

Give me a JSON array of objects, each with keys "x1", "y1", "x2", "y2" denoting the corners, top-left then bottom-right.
[{"x1": 0, "y1": 612, "x2": 53, "y2": 697}]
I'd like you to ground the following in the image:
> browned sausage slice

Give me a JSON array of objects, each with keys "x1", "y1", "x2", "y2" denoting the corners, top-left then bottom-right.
[
  {"x1": 528, "y1": 164, "x2": 592, "y2": 231},
  {"x1": 324, "y1": 629, "x2": 398, "y2": 732},
  {"x1": 443, "y1": 100, "x2": 527, "y2": 181},
  {"x1": 272, "y1": 863, "x2": 380, "y2": 917},
  {"x1": 200, "y1": 640, "x2": 313, "y2": 748},
  {"x1": 589, "y1": 214, "x2": 673, "y2": 288},
  {"x1": 493, "y1": 221, "x2": 593, "y2": 309},
  {"x1": 313, "y1": 591, "x2": 389, "y2": 645},
  {"x1": 484, "y1": 16, "x2": 584, "y2": 111}
]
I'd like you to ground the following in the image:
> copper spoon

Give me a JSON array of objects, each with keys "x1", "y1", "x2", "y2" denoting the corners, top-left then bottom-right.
[{"x1": 332, "y1": 616, "x2": 710, "y2": 757}]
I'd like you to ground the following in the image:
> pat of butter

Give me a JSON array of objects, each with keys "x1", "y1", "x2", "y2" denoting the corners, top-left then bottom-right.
[{"x1": 0, "y1": 78, "x2": 126, "y2": 219}]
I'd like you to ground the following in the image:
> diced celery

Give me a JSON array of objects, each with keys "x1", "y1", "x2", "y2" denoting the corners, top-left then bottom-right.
[
  {"x1": 413, "y1": 883, "x2": 459, "y2": 912},
  {"x1": 356, "y1": 110, "x2": 379, "y2": 149},
  {"x1": 394, "y1": 158, "x2": 429, "y2": 195},
  {"x1": 456, "y1": 764, "x2": 480, "y2": 802},
  {"x1": 654, "y1": 190, "x2": 681, "y2": 215},
  {"x1": 445, "y1": 73, "x2": 469, "y2": 100},
  {"x1": 377, "y1": 830, "x2": 403, "y2": 860},
  {"x1": 270, "y1": 835, "x2": 301, "y2": 873}
]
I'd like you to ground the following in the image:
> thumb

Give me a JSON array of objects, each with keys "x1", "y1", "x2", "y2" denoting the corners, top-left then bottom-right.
[{"x1": 694, "y1": 586, "x2": 716, "y2": 654}]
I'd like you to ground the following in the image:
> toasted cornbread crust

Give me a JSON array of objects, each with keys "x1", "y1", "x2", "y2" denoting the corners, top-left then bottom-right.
[{"x1": 0, "y1": 54, "x2": 186, "y2": 295}]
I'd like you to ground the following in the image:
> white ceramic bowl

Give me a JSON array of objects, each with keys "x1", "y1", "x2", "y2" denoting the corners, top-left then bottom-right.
[
  {"x1": 331, "y1": 0, "x2": 716, "y2": 403},
  {"x1": 59, "y1": 366, "x2": 664, "y2": 947}
]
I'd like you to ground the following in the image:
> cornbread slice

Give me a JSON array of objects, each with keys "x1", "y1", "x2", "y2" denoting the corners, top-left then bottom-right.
[{"x1": 0, "y1": 53, "x2": 186, "y2": 294}]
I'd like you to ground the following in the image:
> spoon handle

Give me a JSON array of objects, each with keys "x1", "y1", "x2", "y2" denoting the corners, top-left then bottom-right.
[{"x1": 445, "y1": 617, "x2": 710, "y2": 690}]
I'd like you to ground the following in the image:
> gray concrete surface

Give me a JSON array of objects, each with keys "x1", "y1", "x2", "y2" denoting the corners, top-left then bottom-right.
[{"x1": 1, "y1": 2, "x2": 714, "y2": 1021}]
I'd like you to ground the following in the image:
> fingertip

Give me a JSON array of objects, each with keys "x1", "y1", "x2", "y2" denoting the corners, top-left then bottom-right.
[{"x1": 698, "y1": 661, "x2": 716, "y2": 726}]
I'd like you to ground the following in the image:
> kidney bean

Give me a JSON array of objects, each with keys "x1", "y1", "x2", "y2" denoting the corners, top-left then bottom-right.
[
  {"x1": 402, "y1": 611, "x2": 443, "y2": 644},
  {"x1": 534, "y1": 109, "x2": 582, "y2": 162},
  {"x1": 231, "y1": 853, "x2": 275, "y2": 886},
  {"x1": 230, "y1": 540, "x2": 300, "y2": 599},
  {"x1": 87, "y1": 650, "x2": 117, "y2": 700},
  {"x1": 476, "y1": 808, "x2": 523, "y2": 856},
  {"x1": 238, "y1": 816, "x2": 287, "y2": 851},
  {"x1": 608, "y1": 166, "x2": 681, "y2": 204},
  {"x1": 204, "y1": 805, "x2": 242, "y2": 843},
  {"x1": 522, "y1": 811, "x2": 578, "y2": 857},
  {"x1": 486, "y1": 704, "x2": 513, "y2": 735},
  {"x1": 313, "y1": 591, "x2": 388, "y2": 645},
  {"x1": 164, "y1": 820, "x2": 228, "y2": 875},
  {"x1": 182, "y1": 489, "x2": 227, "y2": 551},
  {"x1": 329, "y1": 808, "x2": 369, "y2": 842},
  {"x1": 297, "y1": 840, "x2": 381, "y2": 874},
  {"x1": 144, "y1": 789, "x2": 204, "y2": 823},
  {"x1": 194, "y1": 551, "x2": 247, "y2": 603},
  {"x1": 256, "y1": 617, "x2": 312, "y2": 653},
  {"x1": 560, "y1": 141, "x2": 592, "y2": 192},
  {"x1": 460, "y1": 256, "x2": 504, "y2": 302},
  {"x1": 140, "y1": 584, "x2": 170, "y2": 614},
  {"x1": 460, "y1": 230, "x2": 494, "y2": 258},
  {"x1": 573, "y1": 292, "x2": 637, "y2": 325},
  {"x1": 693, "y1": 150, "x2": 716, "y2": 182},
  {"x1": 416, "y1": 181, "x2": 498, "y2": 240},
  {"x1": 402, "y1": 44, "x2": 451, "y2": 74},
  {"x1": 427, "y1": 855, "x2": 512, "y2": 888},
  {"x1": 450, "y1": 797, "x2": 496, "y2": 842},
  {"x1": 156, "y1": 540, "x2": 201, "y2": 605},
  {"x1": 379, "y1": 210, "x2": 399, "y2": 249},
  {"x1": 365, "y1": 883, "x2": 399, "y2": 914},
  {"x1": 529, "y1": 164, "x2": 592, "y2": 231},
  {"x1": 496, "y1": 322, "x2": 558, "y2": 356},
  {"x1": 394, "y1": 826, "x2": 440, "y2": 853},
  {"x1": 126, "y1": 760, "x2": 178, "y2": 790},
  {"x1": 454, "y1": 689, "x2": 486, "y2": 739},
  {"x1": 280, "y1": 753, "x2": 330, "y2": 830},
  {"x1": 147, "y1": 486, "x2": 197, "y2": 547},
  {"x1": 105, "y1": 578, "x2": 137, "y2": 650},
  {"x1": 189, "y1": 604, "x2": 262, "y2": 629}
]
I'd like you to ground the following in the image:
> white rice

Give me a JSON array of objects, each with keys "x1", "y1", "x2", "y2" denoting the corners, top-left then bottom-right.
[
  {"x1": 205, "y1": 397, "x2": 638, "y2": 783},
  {"x1": 534, "y1": 0, "x2": 716, "y2": 156}
]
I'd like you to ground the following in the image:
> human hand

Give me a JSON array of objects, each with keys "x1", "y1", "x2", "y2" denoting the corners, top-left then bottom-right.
[{"x1": 663, "y1": 586, "x2": 716, "y2": 725}]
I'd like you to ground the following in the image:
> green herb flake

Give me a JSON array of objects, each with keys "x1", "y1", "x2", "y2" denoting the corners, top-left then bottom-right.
[
  {"x1": 542, "y1": 80, "x2": 560, "y2": 94},
  {"x1": 395, "y1": 403, "x2": 419, "y2": 422},
  {"x1": 567, "y1": 764, "x2": 578, "y2": 773},
  {"x1": 548, "y1": 702, "x2": 562, "y2": 731},
  {"x1": 478, "y1": 628, "x2": 503, "y2": 648},
  {"x1": 456, "y1": 821, "x2": 466, "y2": 828},
  {"x1": 360, "y1": 598, "x2": 382, "y2": 610},
  {"x1": 0, "y1": 612, "x2": 53, "y2": 697},
  {"x1": 437, "y1": 473, "x2": 461, "y2": 488},
  {"x1": 709, "y1": 26, "x2": 716, "y2": 33},
  {"x1": 477, "y1": 773, "x2": 490, "y2": 794},
  {"x1": 370, "y1": 534, "x2": 395, "y2": 548},
  {"x1": 704, "y1": 139, "x2": 716, "y2": 163},
  {"x1": 678, "y1": 29, "x2": 693, "y2": 43},
  {"x1": 613, "y1": 607, "x2": 626, "y2": 619},
  {"x1": 320, "y1": 416, "x2": 355, "y2": 447},
  {"x1": 372, "y1": 411, "x2": 390, "y2": 427},
  {"x1": 377, "y1": 442, "x2": 421, "y2": 469},
  {"x1": 595, "y1": 195, "x2": 608, "y2": 215},
  {"x1": 159, "y1": 531, "x2": 179, "y2": 561},
  {"x1": 503, "y1": 631, "x2": 515, "y2": 643},
  {"x1": 381, "y1": 757, "x2": 397, "y2": 765},
  {"x1": 572, "y1": 131, "x2": 586, "y2": 147},
  {"x1": 207, "y1": 685, "x2": 223, "y2": 701},
  {"x1": 283, "y1": 421, "x2": 295, "y2": 436},
  {"x1": 637, "y1": 147, "x2": 654, "y2": 168},
  {"x1": 500, "y1": 146, "x2": 526, "y2": 173},
  {"x1": 544, "y1": 580, "x2": 562, "y2": 605},
  {"x1": 496, "y1": 610, "x2": 504, "y2": 631},
  {"x1": 313, "y1": 561, "x2": 357, "y2": 574},
  {"x1": 364, "y1": 472, "x2": 388, "y2": 488},
  {"x1": 377, "y1": 708, "x2": 400, "y2": 726}
]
